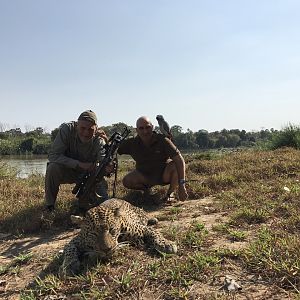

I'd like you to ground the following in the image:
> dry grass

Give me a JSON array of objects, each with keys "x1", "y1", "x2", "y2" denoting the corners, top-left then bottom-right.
[{"x1": 1, "y1": 148, "x2": 300, "y2": 299}]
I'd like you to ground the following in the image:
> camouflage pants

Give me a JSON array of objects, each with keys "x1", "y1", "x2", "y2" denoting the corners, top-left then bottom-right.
[{"x1": 45, "y1": 162, "x2": 108, "y2": 208}]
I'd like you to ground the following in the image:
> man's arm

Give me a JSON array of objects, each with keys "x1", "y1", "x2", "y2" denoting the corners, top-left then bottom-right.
[
  {"x1": 172, "y1": 153, "x2": 185, "y2": 179},
  {"x1": 48, "y1": 123, "x2": 80, "y2": 169},
  {"x1": 117, "y1": 138, "x2": 131, "y2": 155}
]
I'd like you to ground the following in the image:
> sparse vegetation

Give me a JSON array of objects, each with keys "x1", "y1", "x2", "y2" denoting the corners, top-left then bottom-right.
[{"x1": 1, "y1": 147, "x2": 300, "y2": 298}]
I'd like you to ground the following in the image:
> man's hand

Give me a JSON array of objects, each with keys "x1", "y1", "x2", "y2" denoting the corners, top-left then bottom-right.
[
  {"x1": 78, "y1": 160, "x2": 115, "y2": 175},
  {"x1": 105, "y1": 161, "x2": 116, "y2": 176},
  {"x1": 96, "y1": 128, "x2": 108, "y2": 143},
  {"x1": 178, "y1": 184, "x2": 188, "y2": 201}
]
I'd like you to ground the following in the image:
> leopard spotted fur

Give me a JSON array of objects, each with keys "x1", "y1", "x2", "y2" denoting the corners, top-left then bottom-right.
[{"x1": 60, "y1": 198, "x2": 177, "y2": 276}]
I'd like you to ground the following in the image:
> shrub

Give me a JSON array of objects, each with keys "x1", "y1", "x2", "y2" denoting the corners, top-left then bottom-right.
[{"x1": 268, "y1": 124, "x2": 300, "y2": 150}]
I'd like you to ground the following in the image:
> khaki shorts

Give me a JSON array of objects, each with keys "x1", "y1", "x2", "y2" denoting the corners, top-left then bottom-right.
[{"x1": 139, "y1": 166, "x2": 167, "y2": 186}]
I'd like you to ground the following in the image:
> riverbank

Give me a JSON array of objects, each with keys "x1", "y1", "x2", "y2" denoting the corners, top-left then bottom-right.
[{"x1": 0, "y1": 155, "x2": 48, "y2": 178}]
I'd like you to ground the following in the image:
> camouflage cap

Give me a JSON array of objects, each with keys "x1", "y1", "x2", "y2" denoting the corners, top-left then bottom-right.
[{"x1": 78, "y1": 110, "x2": 97, "y2": 125}]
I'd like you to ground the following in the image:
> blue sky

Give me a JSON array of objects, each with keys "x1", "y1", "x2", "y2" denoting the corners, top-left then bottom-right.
[{"x1": 0, "y1": 0, "x2": 299, "y2": 133}]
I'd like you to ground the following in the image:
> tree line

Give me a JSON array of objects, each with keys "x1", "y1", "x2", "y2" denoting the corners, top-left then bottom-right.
[{"x1": 0, "y1": 122, "x2": 298, "y2": 155}]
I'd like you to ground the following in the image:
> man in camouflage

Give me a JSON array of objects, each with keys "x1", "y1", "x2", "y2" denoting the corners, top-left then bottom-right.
[{"x1": 44, "y1": 110, "x2": 109, "y2": 212}]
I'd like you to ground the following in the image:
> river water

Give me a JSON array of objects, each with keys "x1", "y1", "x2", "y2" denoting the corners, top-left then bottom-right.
[
  {"x1": 0, "y1": 155, "x2": 48, "y2": 178},
  {"x1": 0, "y1": 155, "x2": 133, "y2": 178},
  {"x1": 0, "y1": 151, "x2": 205, "y2": 179}
]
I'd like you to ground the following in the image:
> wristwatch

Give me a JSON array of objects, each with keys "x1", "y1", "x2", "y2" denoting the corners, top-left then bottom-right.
[{"x1": 178, "y1": 179, "x2": 186, "y2": 185}]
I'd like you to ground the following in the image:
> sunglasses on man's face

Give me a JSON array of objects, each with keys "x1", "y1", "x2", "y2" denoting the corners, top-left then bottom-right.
[{"x1": 137, "y1": 125, "x2": 152, "y2": 130}]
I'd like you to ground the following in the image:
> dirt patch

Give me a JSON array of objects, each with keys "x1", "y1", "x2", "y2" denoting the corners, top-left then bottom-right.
[{"x1": 0, "y1": 229, "x2": 77, "y2": 299}]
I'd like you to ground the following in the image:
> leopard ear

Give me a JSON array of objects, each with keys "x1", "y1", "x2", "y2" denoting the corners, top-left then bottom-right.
[
  {"x1": 70, "y1": 215, "x2": 84, "y2": 225},
  {"x1": 113, "y1": 206, "x2": 125, "y2": 217}
]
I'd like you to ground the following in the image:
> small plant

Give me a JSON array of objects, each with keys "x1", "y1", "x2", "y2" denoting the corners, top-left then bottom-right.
[
  {"x1": 10, "y1": 265, "x2": 21, "y2": 275},
  {"x1": 166, "y1": 264, "x2": 194, "y2": 287},
  {"x1": 112, "y1": 268, "x2": 133, "y2": 291},
  {"x1": 80, "y1": 288, "x2": 109, "y2": 300},
  {"x1": 20, "y1": 290, "x2": 37, "y2": 300},
  {"x1": 215, "y1": 247, "x2": 242, "y2": 259},
  {"x1": 34, "y1": 274, "x2": 62, "y2": 294},
  {"x1": 212, "y1": 223, "x2": 229, "y2": 233},
  {"x1": 231, "y1": 208, "x2": 269, "y2": 225},
  {"x1": 180, "y1": 221, "x2": 208, "y2": 249},
  {"x1": 0, "y1": 265, "x2": 9, "y2": 275},
  {"x1": 193, "y1": 222, "x2": 206, "y2": 231},
  {"x1": 212, "y1": 223, "x2": 247, "y2": 241},
  {"x1": 14, "y1": 251, "x2": 33, "y2": 264},
  {"x1": 188, "y1": 252, "x2": 221, "y2": 272},
  {"x1": 167, "y1": 287, "x2": 190, "y2": 299},
  {"x1": 148, "y1": 261, "x2": 161, "y2": 280},
  {"x1": 0, "y1": 252, "x2": 33, "y2": 277},
  {"x1": 182, "y1": 226, "x2": 208, "y2": 249},
  {"x1": 170, "y1": 251, "x2": 222, "y2": 283},
  {"x1": 163, "y1": 225, "x2": 180, "y2": 240},
  {"x1": 227, "y1": 229, "x2": 247, "y2": 241},
  {"x1": 169, "y1": 206, "x2": 181, "y2": 216}
]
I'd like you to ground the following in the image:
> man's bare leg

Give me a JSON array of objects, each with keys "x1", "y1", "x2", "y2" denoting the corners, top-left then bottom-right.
[
  {"x1": 122, "y1": 170, "x2": 156, "y2": 201},
  {"x1": 122, "y1": 170, "x2": 151, "y2": 191},
  {"x1": 162, "y1": 161, "x2": 178, "y2": 200}
]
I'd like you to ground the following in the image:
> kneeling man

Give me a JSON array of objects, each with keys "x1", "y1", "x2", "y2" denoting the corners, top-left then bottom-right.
[{"x1": 117, "y1": 116, "x2": 188, "y2": 203}]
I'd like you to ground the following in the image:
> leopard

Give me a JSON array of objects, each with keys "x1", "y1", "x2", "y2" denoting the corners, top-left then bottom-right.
[{"x1": 60, "y1": 198, "x2": 177, "y2": 277}]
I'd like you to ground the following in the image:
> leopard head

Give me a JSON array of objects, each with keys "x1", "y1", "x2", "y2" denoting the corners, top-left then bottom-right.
[{"x1": 82, "y1": 205, "x2": 125, "y2": 258}]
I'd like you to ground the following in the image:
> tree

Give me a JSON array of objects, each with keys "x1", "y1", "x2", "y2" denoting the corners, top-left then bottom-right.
[
  {"x1": 239, "y1": 129, "x2": 247, "y2": 141},
  {"x1": 19, "y1": 138, "x2": 34, "y2": 153},
  {"x1": 195, "y1": 129, "x2": 209, "y2": 149},
  {"x1": 215, "y1": 135, "x2": 227, "y2": 148},
  {"x1": 226, "y1": 134, "x2": 241, "y2": 147},
  {"x1": 171, "y1": 125, "x2": 183, "y2": 137},
  {"x1": 6, "y1": 128, "x2": 22, "y2": 136},
  {"x1": 26, "y1": 127, "x2": 44, "y2": 137},
  {"x1": 102, "y1": 123, "x2": 135, "y2": 138},
  {"x1": 51, "y1": 128, "x2": 59, "y2": 141},
  {"x1": 175, "y1": 129, "x2": 198, "y2": 149}
]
